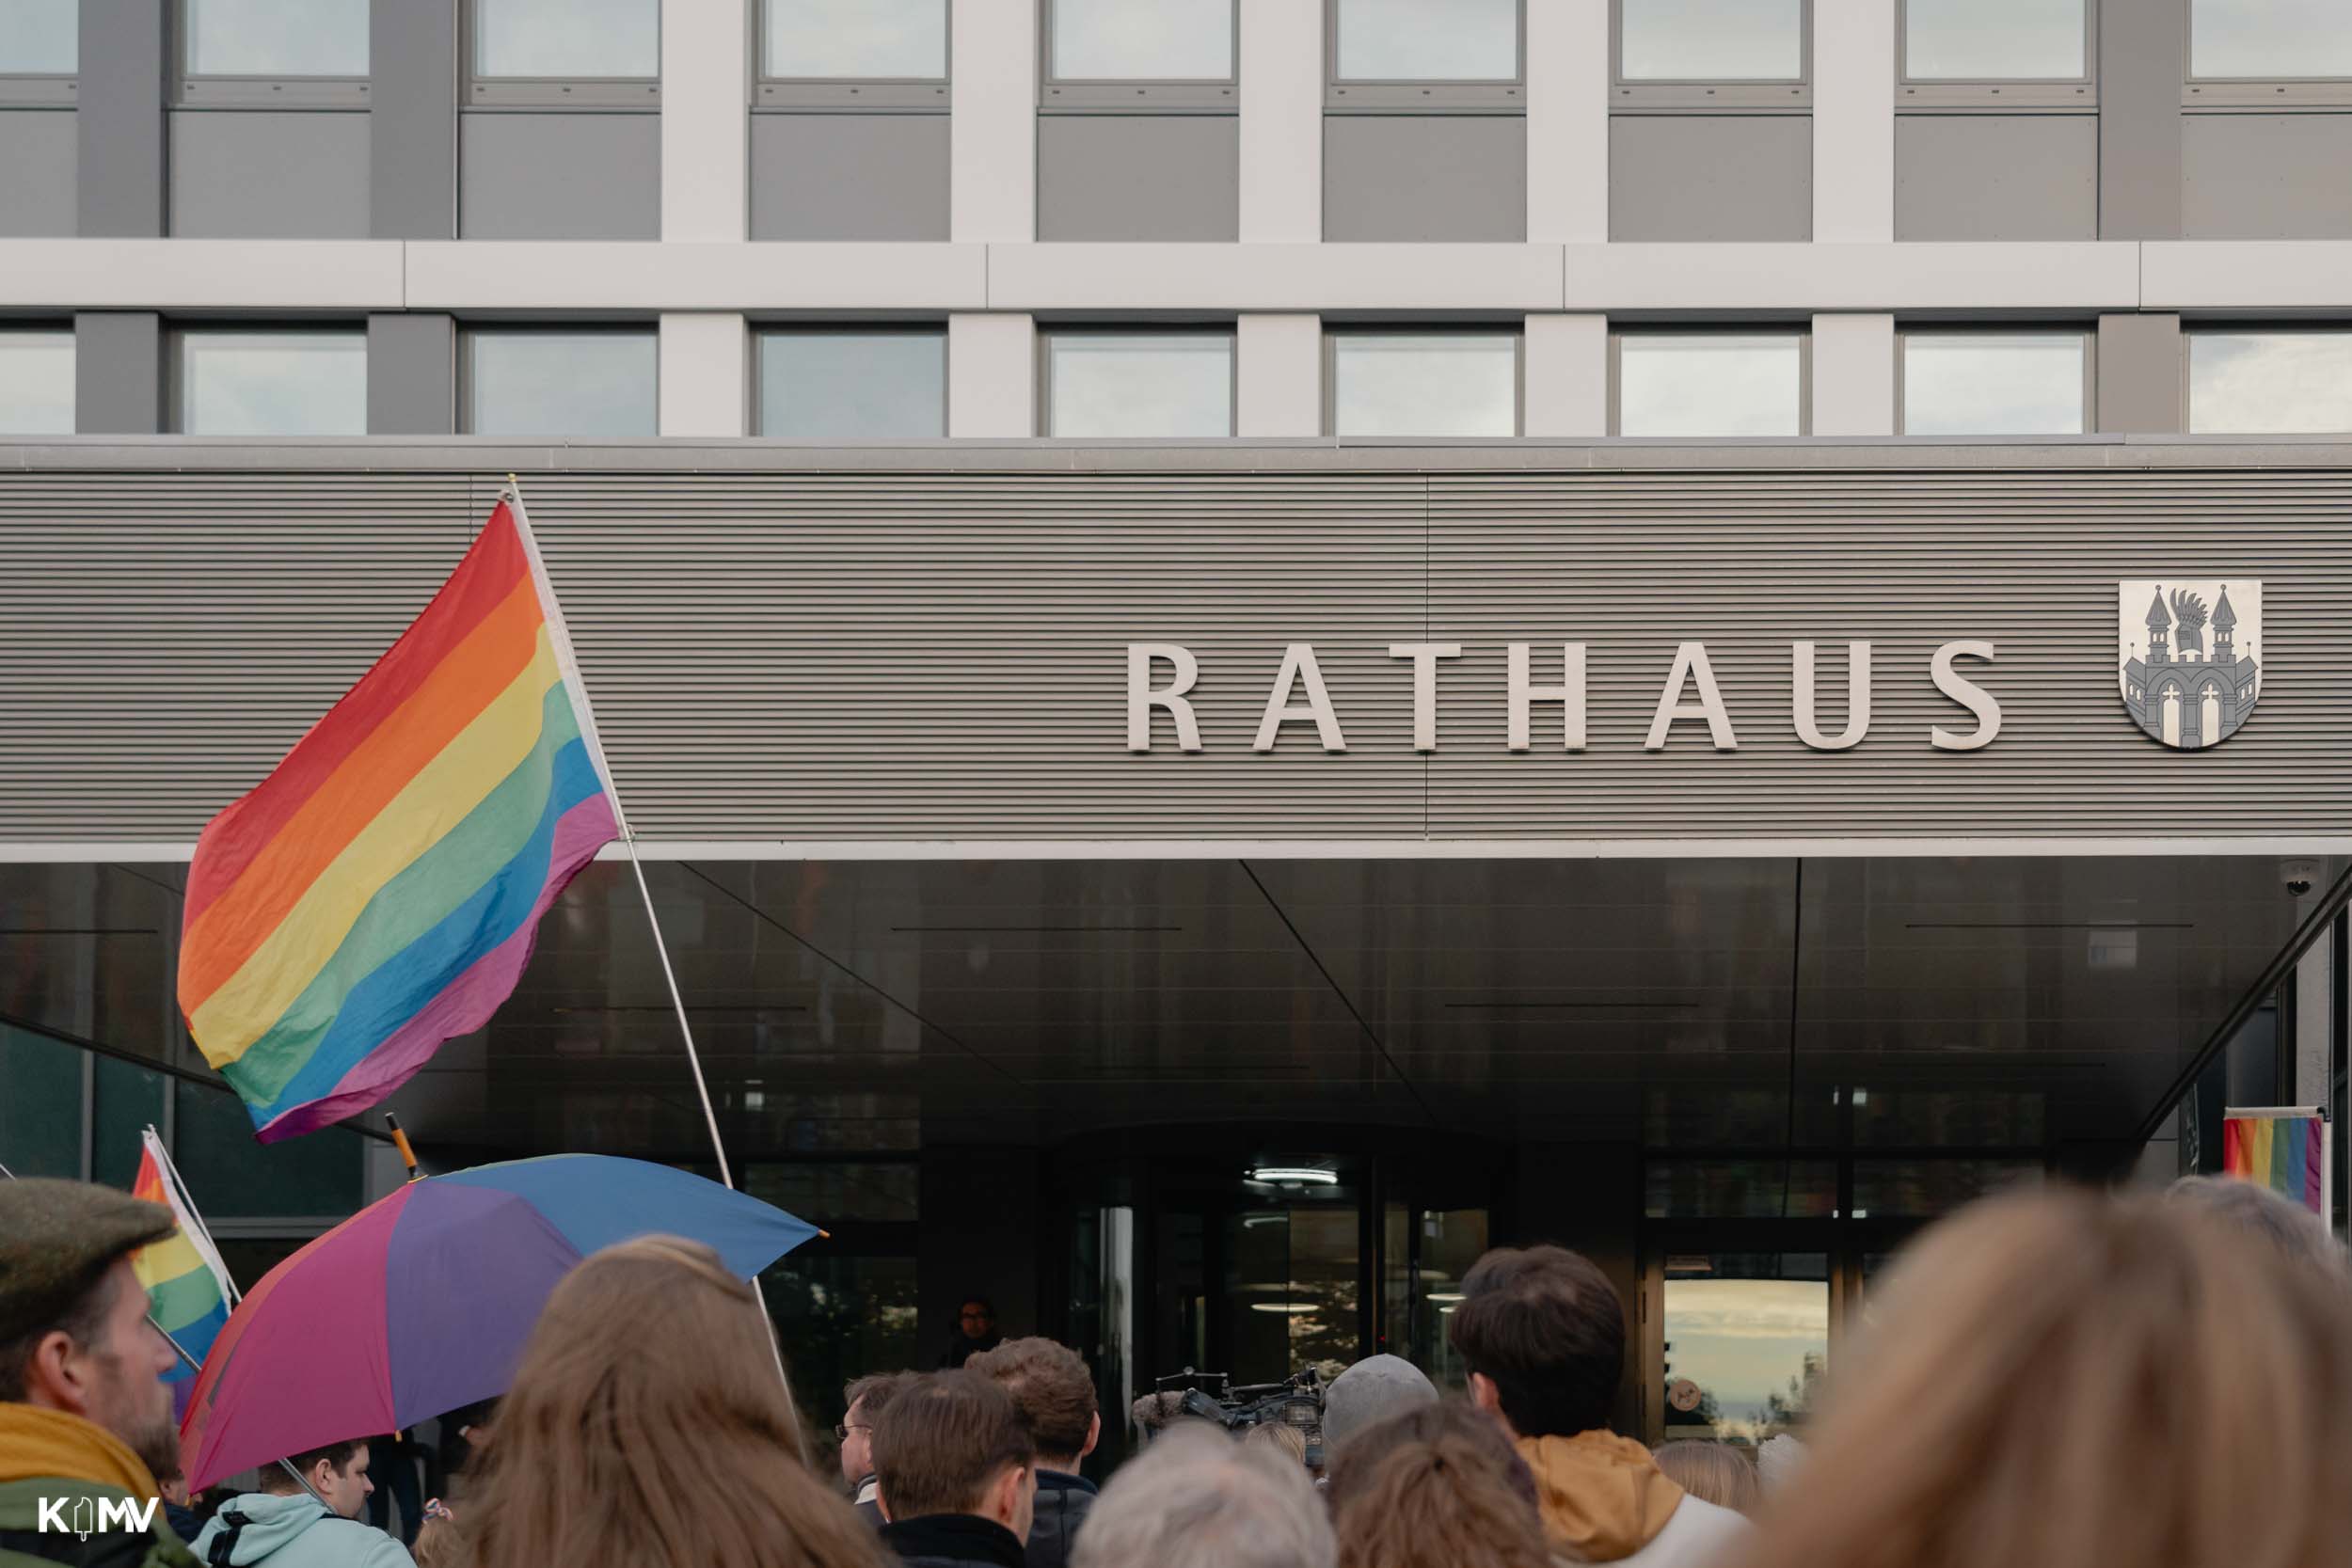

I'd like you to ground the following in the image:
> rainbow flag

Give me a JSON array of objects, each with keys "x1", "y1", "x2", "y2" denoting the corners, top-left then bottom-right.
[
  {"x1": 130, "y1": 1131, "x2": 234, "y2": 1417},
  {"x1": 177, "y1": 496, "x2": 621, "y2": 1141},
  {"x1": 2222, "y1": 1112, "x2": 2328, "y2": 1217}
]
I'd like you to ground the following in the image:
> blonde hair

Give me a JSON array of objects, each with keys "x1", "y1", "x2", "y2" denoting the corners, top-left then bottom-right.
[
  {"x1": 1651, "y1": 1442, "x2": 1758, "y2": 1517},
  {"x1": 1243, "y1": 1420, "x2": 1309, "y2": 1466},
  {"x1": 454, "y1": 1236, "x2": 887, "y2": 1568},
  {"x1": 1735, "y1": 1189, "x2": 2352, "y2": 1568}
]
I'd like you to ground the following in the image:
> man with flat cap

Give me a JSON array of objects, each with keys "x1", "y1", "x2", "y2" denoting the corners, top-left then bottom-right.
[{"x1": 0, "y1": 1177, "x2": 199, "y2": 1567}]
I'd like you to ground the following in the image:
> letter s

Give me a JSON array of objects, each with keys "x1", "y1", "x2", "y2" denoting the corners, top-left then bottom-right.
[{"x1": 1931, "y1": 641, "x2": 2000, "y2": 752}]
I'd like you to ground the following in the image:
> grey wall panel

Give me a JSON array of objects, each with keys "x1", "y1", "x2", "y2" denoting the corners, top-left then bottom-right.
[
  {"x1": 1610, "y1": 116, "x2": 1810, "y2": 242},
  {"x1": 367, "y1": 313, "x2": 455, "y2": 435},
  {"x1": 6, "y1": 448, "x2": 2352, "y2": 843},
  {"x1": 76, "y1": 0, "x2": 165, "y2": 237},
  {"x1": 750, "y1": 113, "x2": 950, "y2": 241},
  {"x1": 2185, "y1": 116, "x2": 2352, "y2": 239},
  {"x1": 2099, "y1": 0, "x2": 2183, "y2": 238},
  {"x1": 70, "y1": 312, "x2": 159, "y2": 433},
  {"x1": 459, "y1": 113, "x2": 660, "y2": 240},
  {"x1": 373, "y1": 0, "x2": 458, "y2": 238},
  {"x1": 0, "y1": 110, "x2": 76, "y2": 236},
  {"x1": 1894, "y1": 115, "x2": 2096, "y2": 241},
  {"x1": 2096, "y1": 313, "x2": 2182, "y2": 433},
  {"x1": 1325, "y1": 117, "x2": 1524, "y2": 243},
  {"x1": 1037, "y1": 115, "x2": 1238, "y2": 242},
  {"x1": 168, "y1": 112, "x2": 372, "y2": 238}
]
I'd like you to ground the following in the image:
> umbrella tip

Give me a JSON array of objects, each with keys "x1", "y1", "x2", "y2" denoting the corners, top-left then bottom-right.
[{"x1": 817, "y1": 1227, "x2": 832, "y2": 1241}]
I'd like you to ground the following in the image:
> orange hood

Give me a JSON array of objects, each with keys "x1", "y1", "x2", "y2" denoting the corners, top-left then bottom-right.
[{"x1": 1515, "y1": 1430, "x2": 1689, "y2": 1562}]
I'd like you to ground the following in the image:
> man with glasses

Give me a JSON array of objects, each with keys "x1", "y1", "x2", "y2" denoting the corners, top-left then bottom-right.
[
  {"x1": 841, "y1": 1373, "x2": 913, "y2": 1525},
  {"x1": 936, "y1": 1297, "x2": 1004, "y2": 1370}
]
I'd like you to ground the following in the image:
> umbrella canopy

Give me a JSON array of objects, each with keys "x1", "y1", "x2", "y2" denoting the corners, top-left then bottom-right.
[{"x1": 180, "y1": 1153, "x2": 817, "y2": 1490}]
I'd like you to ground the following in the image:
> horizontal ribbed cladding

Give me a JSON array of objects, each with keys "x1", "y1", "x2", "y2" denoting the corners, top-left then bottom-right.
[{"x1": 1427, "y1": 468, "x2": 2352, "y2": 836}]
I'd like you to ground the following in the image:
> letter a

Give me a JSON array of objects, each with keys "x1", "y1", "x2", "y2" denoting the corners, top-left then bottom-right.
[
  {"x1": 1254, "y1": 644, "x2": 1347, "y2": 752},
  {"x1": 1645, "y1": 642, "x2": 1738, "y2": 751}
]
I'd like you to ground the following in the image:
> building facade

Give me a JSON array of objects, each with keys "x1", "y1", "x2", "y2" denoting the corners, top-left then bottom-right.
[{"x1": 5, "y1": 0, "x2": 2352, "y2": 1459}]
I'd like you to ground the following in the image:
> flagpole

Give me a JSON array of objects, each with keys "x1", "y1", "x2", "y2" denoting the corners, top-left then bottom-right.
[
  {"x1": 497, "y1": 478, "x2": 807, "y2": 1458},
  {"x1": 146, "y1": 1127, "x2": 242, "y2": 1307}
]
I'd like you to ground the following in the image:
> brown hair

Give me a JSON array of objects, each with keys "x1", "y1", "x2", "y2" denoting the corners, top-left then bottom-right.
[
  {"x1": 872, "y1": 1370, "x2": 1036, "y2": 1522},
  {"x1": 845, "y1": 1371, "x2": 912, "y2": 1420},
  {"x1": 1652, "y1": 1442, "x2": 1758, "y2": 1517},
  {"x1": 1327, "y1": 1402, "x2": 1550, "y2": 1568},
  {"x1": 455, "y1": 1236, "x2": 887, "y2": 1568},
  {"x1": 968, "y1": 1338, "x2": 1099, "y2": 1464},
  {"x1": 1734, "y1": 1189, "x2": 2352, "y2": 1568},
  {"x1": 1446, "y1": 1245, "x2": 1625, "y2": 1437}
]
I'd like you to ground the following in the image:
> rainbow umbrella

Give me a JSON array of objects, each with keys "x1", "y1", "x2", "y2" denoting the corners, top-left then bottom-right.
[{"x1": 179, "y1": 1153, "x2": 817, "y2": 1489}]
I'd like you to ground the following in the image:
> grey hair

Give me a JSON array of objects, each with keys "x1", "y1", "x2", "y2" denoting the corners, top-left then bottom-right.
[
  {"x1": 1073, "y1": 1422, "x2": 1336, "y2": 1568},
  {"x1": 2167, "y1": 1175, "x2": 2345, "y2": 1276}
]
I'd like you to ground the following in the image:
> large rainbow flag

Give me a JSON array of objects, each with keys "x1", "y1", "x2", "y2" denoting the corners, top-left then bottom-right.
[
  {"x1": 177, "y1": 496, "x2": 621, "y2": 1140},
  {"x1": 2222, "y1": 1111, "x2": 2329, "y2": 1218},
  {"x1": 130, "y1": 1131, "x2": 234, "y2": 1417}
]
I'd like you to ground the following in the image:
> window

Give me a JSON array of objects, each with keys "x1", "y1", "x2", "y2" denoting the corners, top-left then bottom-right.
[
  {"x1": 0, "y1": 330, "x2": 74, "y2": 436},
  {"x1": 1331, "y1": 333, "x2": 1518, "y2": 438},
  {"x1": 1901, "y1": 332, "x2": 2086, "y2": 436},
  {"x1": 1, "y1": 0, "x2": 76, "y2": 75},
  {"x1": 2188, "y1": 333, "x2": 2352, "y2": 435},
  {"x1": 1619, "y1": 0, "x2": 1804, "y2": 83},
  {"x1": 1051, "y1": 0, "x2": 1232, "y2": 80},
  {"x1": 183, "y1": 0, "x2": 368, "y2": 78},
  {"x1": 1332, "y1": 0, "x2": 1518, "y2": 85},
  {"x1": 765, "y1": 0, "x2": 944, "y2": 77},
  {"x1": 759, "y1": 330, "x2": 945, "y2": 439},
  {"x1": 466, "y1": 329, "x2": 658, "y2": 438},
  {"x1": 2191, "y1": 0, "x2": 2352, "y2": 80},
  {"x1": 1045, "y1": 333, "x2": 1233, "y2": 438},
  {"x1": 177, "y1": 330, "x2": 366, "y2": 436},
  {"x1": 1903, "y1": 0, "x2": 2085, "y2": 82},
  {"x1": 474, "y1": 0, "x2": 659, "y2": 81},
  {"x1": 1617, "y1": 333, "x2": 1803, "y2": 437}
]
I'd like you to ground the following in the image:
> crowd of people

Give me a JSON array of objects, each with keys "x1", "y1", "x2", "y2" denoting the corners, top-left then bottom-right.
[{"x1": 3, "y1": 1170, "x2": 2348, "y2": 1568}]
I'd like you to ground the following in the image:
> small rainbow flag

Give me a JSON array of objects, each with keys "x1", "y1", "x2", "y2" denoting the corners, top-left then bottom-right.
[
  {"x1": 177, "y1": 495, "x2": 621, "y2": 1140},
  {"x1": 130, "y1": 1131, "x2": 234, "y2": 1418},
  {"x1": 2222, "y1": 1111, "x2": 2328, "y2": 1218}
]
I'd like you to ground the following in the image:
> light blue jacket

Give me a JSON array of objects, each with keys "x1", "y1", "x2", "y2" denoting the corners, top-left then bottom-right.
[{"x1": 189, "y1": 1493, "x2": 414, "y2": 1568}]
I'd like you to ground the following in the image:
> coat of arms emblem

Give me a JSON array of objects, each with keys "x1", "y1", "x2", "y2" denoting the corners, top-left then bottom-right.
[{"x1": 2119, "y1": 580, "x2": 2261, "y2": 749}]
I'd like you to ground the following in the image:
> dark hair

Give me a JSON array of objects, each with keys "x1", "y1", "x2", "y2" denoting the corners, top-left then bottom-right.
[
  {"x1": 845, "y1": 1372, "x2": 912, "y2": 1419},
  {"x1": 1445, "y1": 1245, "x2": 1624, "y2": 1438},
  {"x1": 968, "y1": 1338, "x2": 1098, "y2": 1463},
  {"x1": 959, "y1": 1296, "x2": 996, "y2": 1317},
  {"x1": 872, "y1": 1370, "x2": 1036, "y2": 1522},
  {"x1": 266, "y1": 1439, "x2": 366, "y2": 1494},
  {"x1": 0, "y1": 1263, "x2": 118, "y2": 1402}
]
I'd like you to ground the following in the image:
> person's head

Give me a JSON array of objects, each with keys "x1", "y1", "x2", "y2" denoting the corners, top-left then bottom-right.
[
  {"x1": 0, "y1": 1178, "x2": 182, "y2": 1481},
  {"x1": 871, "y1": 1370, "x2": 1037, "y2": 1536},
  {"x1": 1321, "y1": 1354, "x2": 1438, "y2": 1462},
  {"x1": 1740, "y1": 1188, "x2": 2352, "y2": 1568},
  {"x1": 1650, "y1": 1441, "x2": 1758, "y2": 1517},
  {"x1": 1325, "y1": 1402, "x2": 1549, "y2": 1568},
  {"x1": 956, "y1": 1296, "x2": 997, "y2": 1344},
  {"x1": 840, "y1": 1371, "x2": 910, "y2": 1486},
  {"x1": 1243, "y1": 1419, "x2": 1309, "y2": 1467},
  {"x1": 2168, "y1": 1175, "x2": 2346, "y2": 1277},
  {"x1": 1446, "y1": 1244, "x2": 1625, "y2": 1441},
  {"x1": 263, "y1": 1439, "x2": 372, "y2": 1519},
  {"x1": 1072, "y1": 1422, "x2": 1335, "y2": 1568},
  {"x1": 457, "y1": 1235, "x2": 886, "y2": 1568},
  {"x1": 967, "y1": 1337, "x2": 1101, "y2": 1473}
]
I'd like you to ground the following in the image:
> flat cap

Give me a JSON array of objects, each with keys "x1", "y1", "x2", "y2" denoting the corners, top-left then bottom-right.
[
  {"x1": 0, "y1": 1178, "x2": 176, "y2": 1349},
  {"x1": 1323, "y1": 1354, "x2": 1438, "y2": 1456}
]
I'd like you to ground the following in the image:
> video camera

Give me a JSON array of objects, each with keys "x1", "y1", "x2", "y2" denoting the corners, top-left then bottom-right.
[{"x1": 1151, "y1": 1367, "x2": 1327, "y2": 1467}]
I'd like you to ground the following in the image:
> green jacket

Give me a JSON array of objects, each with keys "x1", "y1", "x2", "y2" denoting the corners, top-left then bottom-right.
[{"x1": 0, "y1": 1476, "x2": 199, "y2": 1568}]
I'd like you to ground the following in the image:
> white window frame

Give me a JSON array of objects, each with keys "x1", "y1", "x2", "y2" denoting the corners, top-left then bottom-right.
[
  {"x1": 2184, "y1": 0, "x2": 2352, "y2": 109},
  {"x1": 1324, "y1": 327, "x2": 1526, "y2": 439},
  {"x1": 466, "y1": 0, "x2": 661, "y2": 111},
  {"x1": 1609, "y1": 327, "x2": 1811, "y2": 437},
  {"x1": 1896, "y1": 0, "x2": 2096, "y2": 111},
  {"x1": 754, "y1": 325, "x2": 950, "y2": 439},
  {"x1": 1038, "y1": 326, "x2": 1239, "y2": 438},
  {"x1": 1894, "y1": 327, "x2": 2094, "y2": 436},
  {"x1": 756, "y1": 0, "x2": 951, "y2": 111},
  {"x1": 1325, "y1": 0, "x2": 1526, "y2": 113},
  {"x1": 1612, "y1": 0, "x2": 1811, "y2": 112},
  {"x1": 0, "y1": 0, "x2": 76, "y2": 106},
  {"x1": 1042, "y1": 0, "x2": 1238, "y2": 112},
  {"x1": 174, "y1": 0, "x2": 371, "y2": 108}
]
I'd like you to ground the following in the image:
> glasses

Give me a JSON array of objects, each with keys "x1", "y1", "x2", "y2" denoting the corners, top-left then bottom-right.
[
  {"x1": 834, "y1": 1422, "x2": 871, "y2": 1440},
  {"x1": 960, "y1": 1310, "x2": 992, "y2": 1322}
]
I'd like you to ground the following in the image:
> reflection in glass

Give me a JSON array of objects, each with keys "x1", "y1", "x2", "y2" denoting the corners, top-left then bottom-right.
[
  {"x1": 762, "y1": 1252, "x2": 920, "y2": 1427},
  {"x1": 2189, "y1": 333, "x2": 2352, "y2": 434},
  {"x1": 1850, "y1": 1159, "x2": 2041, "y2": 1220},
  {"x1": 1048, "y1": 333, "x2": 1232, "y2": 438},
  {"x1": 0, "y1": 1024, "x2": 84, "y2": 1178},
  {"x1": 1645, "y1": 1161, "x2": 1839, "y2": 1219},
  {"x1": 1905, "y1": 0, "x2": 2083, "y2": 79},
  {"x1": 1336, "y1": 0, "x2": 1518, "y2": 81},
  {"x1": 476, "y1": 0, "x2": 660, "y2": 77},
  {"x1": 1410, "y1": 1208, "x2": 1487, "y2": 1392},
  {"x1": 173, "y1": 1076, "x2": 365, "y2": 1217},
  {"x1": 180, "y1": 331, "x2": 367, "y2": 436},
  {"x1": 760, "y1": 331, "x2": 945, "y2": 439},
  {"x1": 1660, "y1": 1254, "x2": 1827, "y2": 1444},
  {"x1": 468, "y1": 330, "x2": 658, "y2": 437},
  {"x1": 0, "y1": 331, "x2": 74, "y2": 435},
  {"x1": 1333, "y1": 334, "x2": 1517, "y2": 438},
  {"x1": 1, "y1": 0, "x2": 77, "y2": 72},
  {"x1": 1622, "y1": 0, "x2": 1804, "y2": 81},
  {"x1": 92, "y1": 1053, "x2": 167, "y2": 1191},
  {"x1": 188, "y1": 0, "x2": 369, "y2": 75},
  {"x1": 1902, "y1": 333, "x2": 2084, "y2": 436},
  {"x1": 1618, "y1": 335, "x2": 1801, "y2": 437},
  {"x1": 2192, "y1": 0, "x2": 2352, "y2": 78},
  {"x1": 1054, "y1": 0, "x2": 1232, "y2": 79},
  {"x1": 765, "y1": 0, "x2": 946, "y2": 78},
  {"x1": 1228, "y1": 1206, "x2": 1360, "y2": 1384}
]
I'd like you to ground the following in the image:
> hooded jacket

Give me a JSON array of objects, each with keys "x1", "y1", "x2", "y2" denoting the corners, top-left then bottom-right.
[
  {"x1": 189, "y1": 1494, "x2": 413, "y2": 1568},
  {"x1": 1022, "y1": 1470, "x2": 1094, "y2": 1568},
  {"x1": 0, "y1": 1403, "x2": 198, "y2": 1568},
  {"x1": 1515, "y1": 1432, "x2": 1748, "y2": 1568}
]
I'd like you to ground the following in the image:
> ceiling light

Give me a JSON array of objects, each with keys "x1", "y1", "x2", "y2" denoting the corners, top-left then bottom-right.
[
  {"x1": 1250, "y1": 1303, "x2": 1316, "y2": 1314},
  {"x1": 1248, "y1": 1166, "x2": 1339, "y2": 1185},
  {"x1": 1425, "y1": 1291, "x2": 1465, "y2": 1303}
]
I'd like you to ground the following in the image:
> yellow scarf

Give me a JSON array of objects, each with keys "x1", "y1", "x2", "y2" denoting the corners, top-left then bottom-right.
[
  {"x1": 0, "y1": 1403, "x2": 161, "y2": 1497},
  {"x1": 1515, "y1": 1430, "x2": 1688, "y2": 1563}
]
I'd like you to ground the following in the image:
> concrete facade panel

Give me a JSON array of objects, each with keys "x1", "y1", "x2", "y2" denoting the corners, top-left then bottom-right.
[
  {"x1": 1324, "y1": 117, "x2": 1527, "y2": 243},
  {"x1": 366, "y1": 313, "x2": 455, "y2": 435},
  {"x1": 1036, "y1": 116, "x2": 1238, "y2": 243},
  {"x1": 2095, "y1": 313, "x2": 2183, "y2": 434},
  {"x1": 2098, "y1": 0, "x2": 2184, "y2": 238},
  {"x1": 2185, "y1": 116, "x2": 2352, "y2": 240},
  {"x1": 0, "y1": 111, "x2": 76, "y2": 238},
  {"x1": 460, "y1": 113, "x2": 661, "y2": 240},
  {"x1": 371, "y1": 0, "x2": 458, "y2": 239},
  {"x1": 1895, "y1": 116, "x2": 2097, "y2": 242},
  {"x1": 1609, "y1": 117, "x2": 1811, "y2": 242},
  {"x1": 1238, "y1": 0, "x2": 1321, "y2": 241},
  {"x1": 169, "y1": 113, "x2": 372, "y2": 239},
  {"x1": 71, "y1": 311, "x2": 158, "y2": 434},
  {"x1": 750, "y1": 114, "x2": 952, "y2": 241},
  {"x1": 75, "y1": 0, "x2": 165, "y2": 237}
]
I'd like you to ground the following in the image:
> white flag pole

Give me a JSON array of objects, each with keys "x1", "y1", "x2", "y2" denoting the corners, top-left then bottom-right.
[
  {"x1": 498, "y1": 479, "x2": 805, "y2": 1455},
  {"x1": 145, "y1": 1126, "x2": 242, "y2": 1307}
]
